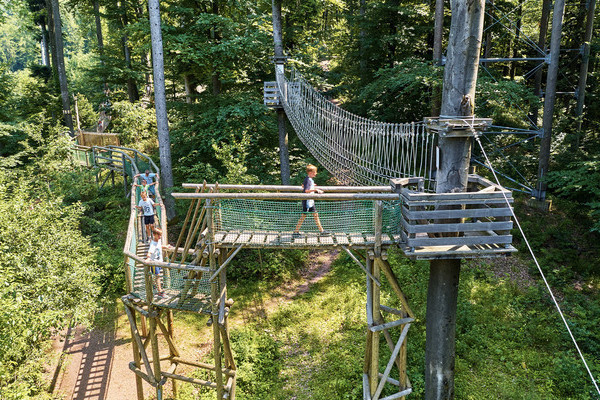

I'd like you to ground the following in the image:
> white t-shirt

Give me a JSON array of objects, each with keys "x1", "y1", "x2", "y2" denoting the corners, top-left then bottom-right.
[
  {"x1": 147, "y1": 238, "x2": 162, "y2": 262},
  {"x1": 303, "y1": 176, "x2": 315, "y2": 208},
  {"x1": 138, "y1": 198, "x2": 155, "y2": 216}
]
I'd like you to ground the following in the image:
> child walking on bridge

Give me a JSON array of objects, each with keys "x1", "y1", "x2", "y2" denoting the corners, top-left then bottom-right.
[
  {"x1": 293, "y1": 164, "x2": 329, "y2": 237},
  {"x1": 146, "y1": 228, "x2": 165, "y2": 298},
  {"x1": 137, "y1": 191, "x2": 156, "y2": 243}
]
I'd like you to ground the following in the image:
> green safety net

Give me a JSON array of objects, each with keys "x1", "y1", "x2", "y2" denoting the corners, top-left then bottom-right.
[
  {"x1": 130, "y1": 173, "x2": 212, "y2": 312},
  {"x1": 213, "y1": 199, "x2": 403, "y2": 236}
]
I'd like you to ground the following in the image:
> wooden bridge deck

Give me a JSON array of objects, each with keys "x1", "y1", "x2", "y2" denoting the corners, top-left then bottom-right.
[{"x1": 212, "y1": 230, "x2": 402, "y2": 249}]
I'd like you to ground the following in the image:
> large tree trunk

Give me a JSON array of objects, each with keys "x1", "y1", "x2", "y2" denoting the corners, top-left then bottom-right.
[
  {"x1": 272, "y1": 0, "x2": 290, "y2": 184},
  {"x1": 574, "y1": 0, "x2": 597, "y2": 148},
  {"x1": 211, "y1": 0, "x2": 222, "y2": 95},
  {"x1": 49, "y1": 0, "x2": 74, "y2": 134},
  {"x1": 46, "y1": 0, "x2": 58, "y2": 80},
  {"x1": 431, "y1": 0, "x2": 445, "y2": 116},
  {"x1": 509, "y1": 4, "x2": 522, "y2": 80},
  {"x1": 148, "y1": 0, "x2": 175, "y2": 220},
  {"x1": 40, "y1": 21, "x2": 50, "y2": 66},
  {"x1": 93, "y1": 0, "x2": 108, "y2": 91},
  {"x1": 359, "y1": 0, "x2": 366, "y2": 79},
  {"x1": 530, "y1": 0, "x2": 552, "y2": 126},
  {"x1": 120, "y1": 4, "x2": 140, "y2": 102},
  {"x1": 425, "y1": 1, "x2": 485, "y2": 399},
  {"x1": 534, "y1": 0, "x2": 565, "y2": 201}
]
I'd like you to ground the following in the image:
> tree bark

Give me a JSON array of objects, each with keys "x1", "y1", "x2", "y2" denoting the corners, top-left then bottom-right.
[
  {"x1": 509, "y1": 4, "x2": 522, "y2": 80},
  {"x1": 120, "y1": 4, "x2": 139, "y2": 102},
  {"x1": 211, "y1": 0, "x2": 222, "y2": 95},
  {"x1": 272, "y1": 0, "x2": 290, "y2": 184},
  {"x1": 359, "y1": 0, "x2": 366, "y2": 79},
  {"x1": 40, "y1": 22, "x2": 50, "y2": 66},
  {"x1": 431, "y1": 0, "x2": 444, "y2": 116},
  {"x1": 45, "y1": 0, "x2": 58, "y2": 80},
  {"x1": 93, "y1": 0, "x2": 108, "y2": 91},
  {"x1": 530, "y1": 0, "x2": 552, "y2": 126},
  {"x1": 49, "y1": 0, "x2": 74, "y2": 134},
  {"x1": 574, "y1": 0, "x2": 597, "y2": 148},
  {"x1": 148, "y1": 0, "x2": 175, "y2": 220},
  {"x1": 535, "y1": 0, "x2": 565, "y2": 201},
  {"x1": 425, "y1": 1, "x2": 485, "y2": 399}
]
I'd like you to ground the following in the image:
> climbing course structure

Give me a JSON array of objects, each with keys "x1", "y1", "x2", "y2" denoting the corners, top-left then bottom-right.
[{"x1": 72, "y1": 64, "x2": 516, "y2": 400}]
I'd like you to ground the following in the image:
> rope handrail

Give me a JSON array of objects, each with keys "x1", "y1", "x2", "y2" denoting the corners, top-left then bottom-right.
[{"x1": 275, "y1": 67, "x2": 437, "y2": 190}]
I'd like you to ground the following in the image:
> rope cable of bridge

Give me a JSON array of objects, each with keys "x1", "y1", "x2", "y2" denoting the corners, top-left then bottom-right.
[
  {"x1": 276, "y1": 67, "x2": 437, "y2": 190},
  {"x1": 474, "y1": 134, "x2": 600, "y2": 396}
]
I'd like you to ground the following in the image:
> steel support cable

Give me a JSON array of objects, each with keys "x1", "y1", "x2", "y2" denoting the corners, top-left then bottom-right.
[
  {"x1": 484, "y1": 0, "x2": 537, "y2": 33},
  {"x1": 470, "y1": 158, "x2": 533, "y2": 192},
  {"x1": 479, "y1": 64, "x2": 539, "y2": 129},
  {"x1": 485, "y1": 10, "x2": 546, "y2": 56},
  {"x1": 486, "y1": 11, "x2": 546, "y2": 57},
  {"x1": 485, "y1": 0, "x2": 547, "y2": 55},
  {"x1": 474, "y1": 135, "x2": 600, "y2": 397},
  {"x1": 480, "y1": 133, "x2": 534, "y2": 187},
  {"x1": 523, "y1": 60, "x2": 547, "y2": 80}
]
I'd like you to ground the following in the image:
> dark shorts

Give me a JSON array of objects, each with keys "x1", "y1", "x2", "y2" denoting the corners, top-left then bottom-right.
[
  {"x1": 302, "y1": 200, "x2": 316, "y2": 213},
  {"x1": 144, "y1": 215, "x2": 155, "y2": 225},
  {"x1": 150, "y1": 265, "x2": 162, "y2": 275},
  {"x1": 148, "y1": 186, "x2": 156, "y2": 195}
]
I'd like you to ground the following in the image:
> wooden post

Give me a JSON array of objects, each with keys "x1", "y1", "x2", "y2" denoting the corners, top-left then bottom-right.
[
  {"x1": 425, "y1": 0, "x2": 485, "y2": 399},
  {"x1": 166, "y1": 310, "x2": 177, "y2": 397},
  {"x1": 534, "y1": 0, "x2": 565, "y2": 201},
  {"x1": 272, "y1": 0, "x2": 290, "y2": 184},
  {"x1": 374, "y1": 201, "x2": 382, "y2": 258},
  {"x1": 125, "y1": 303, "x2": 145, "y2": 400},
  {"x1": 368, "y1": 255, "x2": 381, "y2": 396},
  {"x1": 574, "y1": 0, "x2": 597, "y2": 148},
  {"x1": 149, "y1": 315, "x2": 163, "y2": 400},
  {"x1": 207, "y1": 200, "x2": 224, "y2": 399}
]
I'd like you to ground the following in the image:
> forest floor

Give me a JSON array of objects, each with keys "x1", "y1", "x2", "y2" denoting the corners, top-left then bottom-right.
[{"x1": 47, "y1": 250, "x2": 338, "y2": 400}]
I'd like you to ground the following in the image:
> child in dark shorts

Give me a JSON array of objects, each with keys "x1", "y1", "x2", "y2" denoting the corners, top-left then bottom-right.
[
  {"x1": 137, "y1": 190, "x2": 156, "y2": 243},
  {"x1": 293, "y1": 164, "x2": 329, "y2": 237}
]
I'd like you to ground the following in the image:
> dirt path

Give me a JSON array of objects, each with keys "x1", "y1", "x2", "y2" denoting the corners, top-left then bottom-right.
[{"x1": 50, "y1": 250, "x2": 338, "y2": 400}]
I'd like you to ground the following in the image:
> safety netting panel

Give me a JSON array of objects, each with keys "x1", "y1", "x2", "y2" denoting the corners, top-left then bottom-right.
[
  {"x1": 131, "y1": 266, "x2": 213, "y2": 313},
  {"x1": 213, "y1": 199, "x2": 402, "y2": 236}
]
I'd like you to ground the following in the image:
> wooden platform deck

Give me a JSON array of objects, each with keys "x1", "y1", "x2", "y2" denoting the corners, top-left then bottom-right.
[{"x1": 212, "y1": 230, "x2": 402, "y2": 249}]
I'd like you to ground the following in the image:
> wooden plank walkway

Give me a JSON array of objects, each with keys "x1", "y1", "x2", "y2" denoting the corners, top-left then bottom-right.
[{"x1": 211, "y1": 230, "x2": 401, "y2": 249}]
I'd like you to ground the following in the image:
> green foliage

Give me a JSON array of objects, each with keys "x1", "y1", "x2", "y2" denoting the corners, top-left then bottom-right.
[
  {"x1": 547, "y1": 158, "x2": 600, "y2": 232},
  {"x1": 110, "y1": 100, "x2": 157, "y2": 143},
  {"x1": 230, "y1": 328, "x2": 282, "y2": 398},
  {"x1": 229, "y1": 249, "x2": 308, "y2": 282},
  {"x1": 0, "y1": 169, "x2": 101, "y2": 396},
  {"x1": 170, "y1": 92, "x2": 278, "y2": 184},
  {"x1": 350, "y1": 58, "x2": 441, "y2": 122}
]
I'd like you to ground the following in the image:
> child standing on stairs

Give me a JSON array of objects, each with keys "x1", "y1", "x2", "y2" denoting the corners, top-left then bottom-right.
[
  {"x1": 293, "y1": 164, "x2": 329, "y2": 237},
  {"x1": 137, "y1": 190, "x2": 156, "y2": 243},
  {"x1": 146, "y1": 228, "x2": 165, "y2": 298}
]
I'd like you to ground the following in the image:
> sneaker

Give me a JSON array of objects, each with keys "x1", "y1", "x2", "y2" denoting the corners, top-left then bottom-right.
[
  {"x1": 292, "y1": 232, "x2": 302, "y2": 239},
  {"x1": 319, "y1": 230, "x2": 331, "y2": 236}
]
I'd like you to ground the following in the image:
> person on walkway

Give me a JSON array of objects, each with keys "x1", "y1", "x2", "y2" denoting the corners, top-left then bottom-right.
[
  {"x1": 137, "y1": 191, "x2": 156, "y2": 242},
  {"x1": 146, "y1": 228, "x2": 165, "y2": 298},
  {"x1": 142, "y1": 170, "x2": 157, "y2": 198},
  {"x1": 294, "y1": 164, "x2": 329, "y2": 237},
  {"x1": 133, "y1": 176, "x2": 156, "y2": 196}
]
